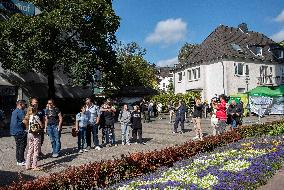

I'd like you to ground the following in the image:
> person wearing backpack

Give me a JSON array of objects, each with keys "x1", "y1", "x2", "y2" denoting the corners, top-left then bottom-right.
[
  {"x1": 118, "y1": 104, "x2": 131, "y2": 145},
  {"x1": 44, "y1": 99, "x2": 62, "y2": 158},
  {"x1": 26, "y1": 107, "x2": 43, "y2": 170},
  {"x1": 75, "y1": 106, "x2": 89, "y2": 153}
]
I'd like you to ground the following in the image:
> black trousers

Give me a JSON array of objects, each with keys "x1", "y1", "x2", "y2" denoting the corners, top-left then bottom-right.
[
  {"x1": 132, "y1": 128, "x2": 142, "y2": 143},
  {"x1": 14, "y1": 132, "x2": 27, "y2": 163},
  {"x1": 86, "y1": 124, "x2": 92, "y2": 147}
]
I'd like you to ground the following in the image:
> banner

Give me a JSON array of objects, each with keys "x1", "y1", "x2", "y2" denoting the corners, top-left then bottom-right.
[{"x1": 249, "y1": 96, "x2": 284, "y2": 115}]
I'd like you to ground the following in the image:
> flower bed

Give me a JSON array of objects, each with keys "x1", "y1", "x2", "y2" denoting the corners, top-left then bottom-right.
[
  {"x1": 111, "y1": 136, "x2": 284, "y2": 190},
  {"x1": 2, "y1": 120, "x2": 284, "y2": 190}
]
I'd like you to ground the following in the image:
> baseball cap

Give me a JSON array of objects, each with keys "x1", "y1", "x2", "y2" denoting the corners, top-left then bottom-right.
[{"x1": 16, "y1": 99, "x2": 26, "y2": 104}]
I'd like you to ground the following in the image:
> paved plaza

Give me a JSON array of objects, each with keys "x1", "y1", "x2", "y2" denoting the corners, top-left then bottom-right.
[{"x1": 0, "y1": 114, "x2": 283, "y2": 188}]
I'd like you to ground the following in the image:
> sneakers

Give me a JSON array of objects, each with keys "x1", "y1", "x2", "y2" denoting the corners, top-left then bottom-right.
[
  {"x1": 122, "y1": 142, "x2": 126, "y2": 145},
  {"x1": 140, "y1": 142, "x2": 146, "y2": 145},
  {"x1": 95, "y1": 146, "x2": 101, "y2": 150},
  {"x1": 192, "y1": 136, "x2": 200, "y2": 140},
  {"x1": 83, "y1": 149, "x2": 89, "y2": 152},
  {"x1": 52, "y1": 153, "x2": 59, "y2": 158},
  {"x1": 17, "y1": 161, "x2": 26, "y2": 166},
  {"x1": 172, "y1": 131, "x2": 178, "y2": 134},
  {"x1": 126, "y1": 143, "x2": 131, "y2": 145},
  {"x1": 85, "y1": 146, "x2": 91, "y2": 150},
  {"x1": 180, "y1": 130, "x2": 185, "y2": 134},
  {"x1": 79, "y1": 150, "x2": 83, "y2": 153}
]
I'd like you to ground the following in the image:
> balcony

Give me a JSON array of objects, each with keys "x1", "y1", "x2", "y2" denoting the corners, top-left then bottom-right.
[{"x1": 257, "y1": 75, "x2": 282, "y2": 86}]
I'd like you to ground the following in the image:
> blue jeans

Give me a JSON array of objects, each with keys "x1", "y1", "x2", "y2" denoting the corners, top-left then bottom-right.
[
  {"x1": 231, "y1": 118, "x2": 237, "y2": 128},
  {"x1": 102, "y1": 126, "x2": 115, "y2": 145},
  {"x1": 78, "y1": 127, "x2": 87, "y2": 150},
  {"x1": 121, "y1": 123, "x2": 130, "y2": 144},
  {"x1": 47, "y1": 124, "x2": 61, "y2": 155}
]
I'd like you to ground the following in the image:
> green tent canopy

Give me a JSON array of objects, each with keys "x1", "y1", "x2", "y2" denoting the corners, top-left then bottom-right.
[{"x1": 247, "y1": 85, "x2": 284, "y2": 97}]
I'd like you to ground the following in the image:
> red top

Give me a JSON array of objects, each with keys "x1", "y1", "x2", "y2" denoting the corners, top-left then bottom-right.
[{"x1": 216, "y1": 100, "x2": 227, "y2": 121}]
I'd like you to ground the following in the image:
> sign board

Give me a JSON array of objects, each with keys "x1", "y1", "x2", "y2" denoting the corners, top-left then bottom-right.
[
  {"x1": 249, "y1": 96, "x2": 284, "y2": 115},
  {"x1": 0, "y1": 0, "x2": 38, "y2": 16}
]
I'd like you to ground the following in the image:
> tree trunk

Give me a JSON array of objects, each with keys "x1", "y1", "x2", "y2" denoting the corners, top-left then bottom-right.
[{"x1": 47, "y1": 65, "x2": 55, "y2": 99}]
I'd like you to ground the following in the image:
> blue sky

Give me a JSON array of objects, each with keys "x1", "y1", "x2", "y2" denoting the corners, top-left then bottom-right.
[{"x1": 113, "y1": 0, "x2": 284, "y2": 67}]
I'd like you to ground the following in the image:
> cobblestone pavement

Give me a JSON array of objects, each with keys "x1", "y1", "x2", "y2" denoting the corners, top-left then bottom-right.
[{"x1": 0, "y1": 114, "x2": 283, "y2": 187}]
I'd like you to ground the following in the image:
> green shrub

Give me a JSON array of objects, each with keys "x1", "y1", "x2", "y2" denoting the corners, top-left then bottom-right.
[{"x1": 151, "y1": 92, "x2": 200, "y2": 112}]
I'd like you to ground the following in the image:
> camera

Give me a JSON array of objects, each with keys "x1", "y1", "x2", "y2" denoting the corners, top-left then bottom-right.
[{"x1": 211, "y1": 94, "x2": 230, "y2": 103}]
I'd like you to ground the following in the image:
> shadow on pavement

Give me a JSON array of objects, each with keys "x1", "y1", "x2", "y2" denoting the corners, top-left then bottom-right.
[
  {"x1": 0, "y1": 170, "x2": 35, "y2": 187},
  {"x1": 40, "y1": 147, "x2": 79, "y2": 171},
  {"x1": 0, "y1": 129, "x2": 11, "y2": 138}
]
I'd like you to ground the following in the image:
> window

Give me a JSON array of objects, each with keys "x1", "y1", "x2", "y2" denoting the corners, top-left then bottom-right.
[
  {"x1": 192, "y1": 69, "x2": 197, "y2": 80},
  {"x1": 197, "y1": 67, "x2": 201, "y2": 78},
  {"x1": 273, "y1": 49, "x2": 284, "y2": 59},
  {"x1": 235, "y1": 63, "x2": 244, "y2": 75},
  {"x1": 269, "y1": 67, "x2": 273, "y2": 75},
  {"x1": 245, "y1": 65, "x2": 249, "y2": 75},
  {"x1": 256, "y1": 47, "x2": 262, "y2": 56},
  {"x1": 178, "y1": 72, "x2": 182, "y2": 81},
  {"x1": 163, "y1": 83, "x2": 165, "y2": 87},
  {"x1": 188, "y1": 70, "x2": 192, "y2": 81},
  {"x1": 238, "y1": 88, "x2": 246, "y2": 93},
  {"x1": 235, "y1": 63, "x2": 249, "y2": 76},
  {"x1": 231, "y1": 43, "x2": 243, "y2": 53}
]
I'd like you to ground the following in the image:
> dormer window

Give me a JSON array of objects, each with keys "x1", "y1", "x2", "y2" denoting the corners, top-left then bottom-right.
[
  {"x1": 231, "y1": 43, "x2": 243, "y2": 53},
  {"x1": 256, "y1": 47, "x2": 262, "y2": 56},
  {"x1": 273, "y1": 49, "x2": 284, "y2": 59}
]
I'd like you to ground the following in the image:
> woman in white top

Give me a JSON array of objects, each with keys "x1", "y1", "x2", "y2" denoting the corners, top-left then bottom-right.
[
  {"x1": 26, "y1": 107, "x2": 43, "y2": 170},
  {"x1": 210, "y1": 99, "x2": 219, "y2": 136}
]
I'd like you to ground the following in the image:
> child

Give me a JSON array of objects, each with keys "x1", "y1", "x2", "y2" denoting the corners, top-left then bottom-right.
[
  {"x1": 26, "y1": 107, "x2": 43, "y2": 170},
  {"x1": 76, "y1": 106, "x2": 89, "y2": 153}
]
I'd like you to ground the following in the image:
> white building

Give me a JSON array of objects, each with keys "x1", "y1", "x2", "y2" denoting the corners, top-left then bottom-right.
[
  {"x1": 157, "y1": 67, "x2": 174, "y2": 92},
  {"x1": 174, "y1": 23, "x2": 284, "y2": 101}
]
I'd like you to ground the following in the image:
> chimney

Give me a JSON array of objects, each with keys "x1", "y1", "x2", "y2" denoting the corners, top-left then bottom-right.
[{"x1": 238, "y1": 23, "x2": 248, "y2": 33}]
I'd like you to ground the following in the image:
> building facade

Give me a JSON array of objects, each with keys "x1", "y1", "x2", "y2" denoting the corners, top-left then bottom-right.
[
  {"x1": 157, "y1": 67, "x2": 174, "y2": 92},
  {"x1": 174, "y1": 23, "x2": 284, "y2": 101}
]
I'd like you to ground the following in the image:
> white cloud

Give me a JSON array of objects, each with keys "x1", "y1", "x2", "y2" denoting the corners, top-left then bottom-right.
[
  {"x1": 275, "y1": 9, "x2": 284, "y2": 22},
  {"x1": 271, "y1": 29, "x2": 284, "y2": 42},
  {"x1": 145, "y1": 18, "x2": 187, "y2": 45},
  {"x1": 156, "y1": 57, "x2": 178, "y2": 67}
]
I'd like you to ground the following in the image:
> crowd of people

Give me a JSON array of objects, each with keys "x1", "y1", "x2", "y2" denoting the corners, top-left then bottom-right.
[
  {"x1": 171, "y1": 94, "x2": 244, "y2": 141},
  {"x1": 9, "y1": 97, "x2": 146, "y2": 170},
  {"x1": 9, "y1": 95, "x2": 243, "y2": 170}
]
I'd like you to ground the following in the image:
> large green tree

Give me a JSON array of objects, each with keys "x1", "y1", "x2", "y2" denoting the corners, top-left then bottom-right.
[
  {"x1": 0, "y1": 0, "x2": 120, "y2": 98},
  {"x1": 178, "y1": 43, "x2": 197, "y2": 65},
  {"x1": 112, "y1": 42, "x2": 157, "y2": 89}
]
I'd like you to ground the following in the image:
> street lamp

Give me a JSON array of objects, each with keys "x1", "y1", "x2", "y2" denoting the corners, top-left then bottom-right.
[{"x1": 245, "y1": 77, "x2": 250, "y2": 92}]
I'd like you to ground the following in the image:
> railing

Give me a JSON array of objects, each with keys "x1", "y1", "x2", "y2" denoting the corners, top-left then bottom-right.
[{"x1": 257, "y1": 76, "x2": 282, "y2": 86}]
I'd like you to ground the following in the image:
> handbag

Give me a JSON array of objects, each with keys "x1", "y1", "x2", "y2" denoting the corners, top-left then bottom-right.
[
  {"x1": 72, "y1": 127, "x2": 78, "y2": 137},
  {"x1": 29, "y1": 116, "x2": 41, "y2": 133}
]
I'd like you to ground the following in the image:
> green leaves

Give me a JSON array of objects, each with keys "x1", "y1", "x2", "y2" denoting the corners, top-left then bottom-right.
[
  {"x1": 0, "y1": 0, "x2": 120, "y2": 97},
  {"x1": 178, "y1": 43, "x2": 197, "y2": 65},
  {"x1": 107, "y1": 42, "x2": 157, "y2": 89}
]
